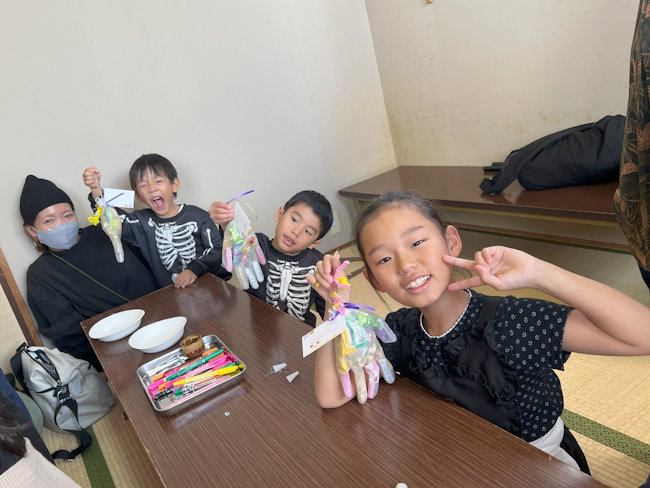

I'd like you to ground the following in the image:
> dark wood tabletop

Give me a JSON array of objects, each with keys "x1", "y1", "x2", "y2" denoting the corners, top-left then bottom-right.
[
  {"x1": 339, "y1": 166, "x2": 618, "y2": 222},
  {"x1": 82, "y1": 274, "x2": 603, "y2": 487}
]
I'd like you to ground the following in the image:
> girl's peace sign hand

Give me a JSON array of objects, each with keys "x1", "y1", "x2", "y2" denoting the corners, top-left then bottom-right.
[
  {"x1": 307, "y1": 252, "x2": 351, "y2": 309},
  {"x1": 442, "y1": 246, "x2": 539, "y2": 292}
]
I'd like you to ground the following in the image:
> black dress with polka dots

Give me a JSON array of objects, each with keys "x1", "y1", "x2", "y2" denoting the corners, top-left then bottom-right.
[{"x1": 381, "y1": 291, "x2": 571, "y2": 442}]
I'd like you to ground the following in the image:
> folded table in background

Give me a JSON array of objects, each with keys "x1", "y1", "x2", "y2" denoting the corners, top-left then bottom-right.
[
  {"x1": 339, "y1": 165, "x2": 627, "y2": 253},
  {"x1": 82, "y1": 273, "x2": 603, "y2": 487}
]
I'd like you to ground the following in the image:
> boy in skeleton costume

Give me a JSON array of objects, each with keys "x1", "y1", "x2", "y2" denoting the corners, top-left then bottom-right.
[
  {"x1": 211, "y1": 191, "x2": 333, "y2": 326},
  {"x1": 83, "y1": 154, "x2": 230, "y2": 288}
]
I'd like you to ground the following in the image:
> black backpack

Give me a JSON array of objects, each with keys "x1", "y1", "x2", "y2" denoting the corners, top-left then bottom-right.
[{"x1": 480, "y1": 115, "x2": 625, "y2": 194}]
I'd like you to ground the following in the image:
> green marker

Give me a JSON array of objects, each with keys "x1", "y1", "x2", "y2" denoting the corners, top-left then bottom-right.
[{"x1": 166, "y1": 348, "x2": 223, "y2": 381}]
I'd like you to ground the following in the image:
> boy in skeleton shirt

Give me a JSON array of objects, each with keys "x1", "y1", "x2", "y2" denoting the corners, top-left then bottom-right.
[
  {"x1": 83, "y1": 154, "x2": 229, "y2": 288},
  {"x1": 210, "y1": 191, "x2": 333, "y2": 326}
]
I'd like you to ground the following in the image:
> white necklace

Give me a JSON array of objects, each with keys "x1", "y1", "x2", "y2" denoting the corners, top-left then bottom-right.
[{"x1": 419, "y1": 289, "x2": 472, "y2": 339}]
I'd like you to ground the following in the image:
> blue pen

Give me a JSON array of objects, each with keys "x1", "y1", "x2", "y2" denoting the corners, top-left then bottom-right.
[
  {"x1": 105, "y1": 192, "x2": 124, "y2": 206},
  {"x1": 226, "y1": 189, "x2": 254, "y2": 204}
]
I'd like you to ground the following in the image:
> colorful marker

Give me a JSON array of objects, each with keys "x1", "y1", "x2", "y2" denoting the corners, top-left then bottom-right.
[
  {"x1": 154, "y1": 354, "x2": 235, "y2": 393},
  {"x1": 150, "y1": 349, "x2": 224, "y2": 383},
  {"x1": 171, "y1": 363, "x2": 240, "y2": 388},
  {"x1": 172, "y1": 375, "x2": 231, "y2": 399},
  {"x1": 166, "y1": 348, "x2": 224, "y2": 380}
]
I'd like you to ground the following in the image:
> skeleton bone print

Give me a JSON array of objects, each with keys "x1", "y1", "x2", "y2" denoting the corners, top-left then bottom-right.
[
  {"x1": 266, "y1": 259, "x2": 316, "y2": 321},
  {"x1": 148, "y1": 218, "x2": 199, "y2": 271}
]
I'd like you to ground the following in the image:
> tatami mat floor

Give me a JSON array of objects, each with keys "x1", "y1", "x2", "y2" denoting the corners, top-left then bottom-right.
[
  {"x1": 41, "y1": 392, "x2": 164, "y2": 488},
  {"x1": 41, "y1": 230, "x2": 649, "y2": 487}
]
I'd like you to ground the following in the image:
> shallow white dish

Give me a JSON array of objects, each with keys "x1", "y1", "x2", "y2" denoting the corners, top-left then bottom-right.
[
  {"x1": 128, "y1": 316, "x2": 187, "y2": 353},
  {"x1": 89, "y1": 309, "x2": 145, "y2": 342}
]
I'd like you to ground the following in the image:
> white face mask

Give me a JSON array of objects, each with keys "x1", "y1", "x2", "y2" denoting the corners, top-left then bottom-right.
[{"x1": 35, "y1": 221, "x2": 80, "y2": 250}]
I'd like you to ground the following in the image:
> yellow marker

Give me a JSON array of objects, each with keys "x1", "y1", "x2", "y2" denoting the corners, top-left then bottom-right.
[{"x1": 172, "y1": 364, "x2": 240, "y2": 387}]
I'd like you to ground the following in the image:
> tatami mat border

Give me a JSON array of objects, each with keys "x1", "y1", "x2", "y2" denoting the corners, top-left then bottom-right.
[
  {"x1": 563, "y1": 409, "x2": 650, "y2": 466},
  {"x1": 82, "y1": 426, "x2": 115, "y2": 488}
]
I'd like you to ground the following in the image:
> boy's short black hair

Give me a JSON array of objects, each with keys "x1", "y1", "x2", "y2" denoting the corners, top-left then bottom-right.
[
  {"x1": 283, "y1": 190, "x2": 333, "y2": 239},
  {"x1": 129, "y1": 154, "x2": 178, "y2": 195}
]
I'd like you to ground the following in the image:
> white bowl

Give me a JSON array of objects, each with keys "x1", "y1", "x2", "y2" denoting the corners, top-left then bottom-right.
[
  {"x1": 127, "y1": 316, "x2": 187, "y2": 353},
  {"x1": 89, "y1": 309, "x2": 145, "y2": 342}
]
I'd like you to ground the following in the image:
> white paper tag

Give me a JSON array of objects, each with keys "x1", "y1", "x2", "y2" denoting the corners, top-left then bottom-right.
[
  {"x1": 232, "y1": 201, "x2": 251, "y2": 235},
  {"x1": 104, "y1": 188, "x2": 135, "y2": 209},
  {"x1": 301, "y1": 314, "x2": 347, "y2": 357}
]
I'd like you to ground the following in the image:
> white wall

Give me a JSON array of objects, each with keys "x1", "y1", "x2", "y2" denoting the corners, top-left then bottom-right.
[
  {"x1": 2, "y1": 0, "x2": 639, "y2": 339},
  {"x1": 0, "y1": 1, "x2": 396, "y2": 304},
  {"x1": 365, "y1": 0, "x2": 638, "y2": 166}
]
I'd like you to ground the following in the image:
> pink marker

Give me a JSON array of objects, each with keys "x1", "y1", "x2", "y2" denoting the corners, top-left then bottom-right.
[
  {"x1": 149, "y1": 349, "x2": 226, "y2": 384},
  {"x1": 149, "y1": 354, "x2": 236, "y2": 395},
  {"x1": 147, "y1": 353, "x2": 233, "y2": 394}
]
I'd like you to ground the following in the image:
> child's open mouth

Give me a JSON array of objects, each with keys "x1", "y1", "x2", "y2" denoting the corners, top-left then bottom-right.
[
  {"x1": 282, "y1": 235, "x2": 295, "y2": 247},
  {"x1": 405, "y1": 275, "x2": 431, "y2": 292},
  {"x1": 152, "y1": 197, "x2": 165, "y2": 211}
]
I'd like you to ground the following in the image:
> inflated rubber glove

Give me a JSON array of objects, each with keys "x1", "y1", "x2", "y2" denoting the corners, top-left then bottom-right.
[
  {"x1": 222, "y1": 220, "x2": 266, "y2": 290},
  {"x1": 89, "y1": 197, "x2": 124, "y2": 263},
  {"x1": 335, "y1": 309, "x2": 396, "y2": 404},
  {"x1": 101, "y1": 205, "x2": 124, "y2": 263},
  {"x1": 328, "y1": 261, "x2": 396, "y2": 404}
]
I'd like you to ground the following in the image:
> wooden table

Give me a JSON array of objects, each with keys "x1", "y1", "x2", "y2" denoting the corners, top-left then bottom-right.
[
  {"x1": 340, "y1": 166, "x2": 628, "y2": 252},
  {"x1": 82, "y1": 274, "x2": 603, "y2": 487}
]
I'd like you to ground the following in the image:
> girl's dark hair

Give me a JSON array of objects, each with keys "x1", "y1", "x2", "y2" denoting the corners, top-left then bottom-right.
[
  {"x1": 129, "y1": 154, "x2": 179, "y2": 196},
  {"x1": 354, "y1": 191, "x2": 446, "y2": 268},
  {"x1": 0, "y1": 398, "x2": 28, "y2": 458}
]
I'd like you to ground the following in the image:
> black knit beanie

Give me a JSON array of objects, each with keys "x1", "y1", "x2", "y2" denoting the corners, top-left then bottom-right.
[{"x1": 20, "y1": 175, "x2": 75, "y2": 225}]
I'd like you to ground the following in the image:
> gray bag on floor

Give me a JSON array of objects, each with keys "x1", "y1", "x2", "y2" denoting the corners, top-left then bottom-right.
[{"x1": 11, "y1": 343, "x2": 114, "y2": 460}]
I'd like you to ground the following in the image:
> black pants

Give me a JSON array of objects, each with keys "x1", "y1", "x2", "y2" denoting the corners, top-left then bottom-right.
[
  {"x1": 639, "y1": 264, "x2": 650, "y2": 292},
  {"x1": 560, "y1": 426, "x2": 590, "y2": 475},
  {"x1": 639, "y1": 471, "x2": 650, "y2": 488},
  {"x1": 60, "y1": 342, "x2": 103, "y2": 373}
]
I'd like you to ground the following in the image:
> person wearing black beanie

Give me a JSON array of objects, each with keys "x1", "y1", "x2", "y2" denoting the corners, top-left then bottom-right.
[
  {"x1": 21, "y1": 176, "x2": 80, "y2": 252},
  {"x1": 20, "y1": 175, "x2": 75, "y2": 226},
  {"x1": 19, "y1": 175, "x2": 158, "y2": 371}
]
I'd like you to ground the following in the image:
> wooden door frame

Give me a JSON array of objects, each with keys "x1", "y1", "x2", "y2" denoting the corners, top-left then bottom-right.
[{"x1": 0, "y1": 247, "x2": 42, "y2": 346}]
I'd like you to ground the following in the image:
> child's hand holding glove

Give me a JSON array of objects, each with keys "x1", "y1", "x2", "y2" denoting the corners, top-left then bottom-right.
[{"x1": 309, "y1": 255, "x2": 396, "y2": 404}]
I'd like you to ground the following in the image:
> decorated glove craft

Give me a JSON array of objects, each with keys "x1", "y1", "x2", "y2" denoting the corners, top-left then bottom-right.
[
  {"x1": 221, "y1": 202, "x2": 266, "y2": 290},
  {"x1": 88, "y1": 197, "x2": 124, "y2": 263},
  {"x1": 335, "y1": 309, "x2": 397, "y2": 404},
  {"x1": 222, "y1": 223, "x2": 266, "y2": 289},
  {"x1": 328, "y1": 261, "x2": 396, "y2": 404}
]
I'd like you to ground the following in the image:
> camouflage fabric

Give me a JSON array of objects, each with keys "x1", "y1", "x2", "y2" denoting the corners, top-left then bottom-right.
[{"x1": 615, "y1": 0, "x2": 650, "y2": 271}]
